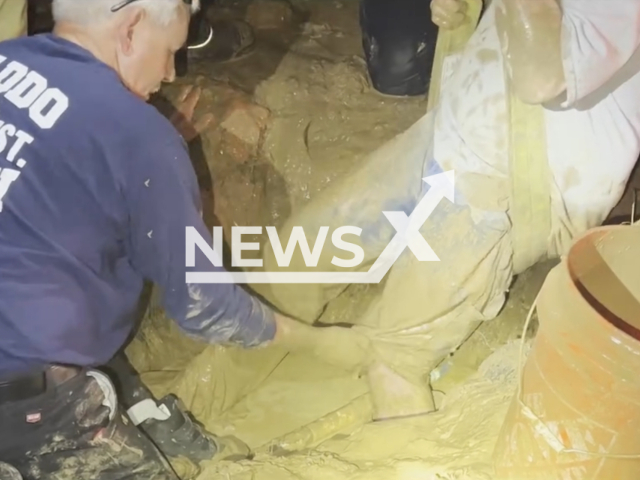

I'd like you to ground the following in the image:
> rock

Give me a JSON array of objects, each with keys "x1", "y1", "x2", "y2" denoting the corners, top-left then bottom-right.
[
  {"x1": 219, "y1": 101, "x2": 271, "y2": 162},
  {"x1": 220, "y1": 132, "x2": 253, "y2": 164},
  {"x1": 245, "y1": 103, "x2": 271, "y2": 133},
  {"x1": 246, "y1": 0, "x2": 294, "y2": 30},
  {"x1": 221, "y1": 102, "x2": 270, "y2": 145},
  {"x1": 213, "y1": 171, "x2": 267, "y2": 243}
]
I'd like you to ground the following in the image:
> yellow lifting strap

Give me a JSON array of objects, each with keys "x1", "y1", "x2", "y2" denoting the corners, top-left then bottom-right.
[
  {"x1": 426, "y1": 0, "x2": 483, "y2": 111},
  {"x1": 426, "y1": 0, "x2": 551, "y2": 274},
  {"x1": 506, "y1": 87, "x2": 552, "y2": 274}
]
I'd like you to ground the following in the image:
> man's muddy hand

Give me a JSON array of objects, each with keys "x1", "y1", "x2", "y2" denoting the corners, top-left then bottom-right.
[
  {"x1": 431, "y1": 0, "x2": 468, "y2": 30},
  {"x1": 169, "y1": 85, "x2": 215, "y2": 142},
  {"x1": 272, "y1": 314, "x2": 374, "y2": 374}
]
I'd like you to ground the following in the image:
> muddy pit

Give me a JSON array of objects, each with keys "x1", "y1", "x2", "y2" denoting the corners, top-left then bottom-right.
[{"x1": 125, "y1": 1, "x2": 630, "y2": 479}]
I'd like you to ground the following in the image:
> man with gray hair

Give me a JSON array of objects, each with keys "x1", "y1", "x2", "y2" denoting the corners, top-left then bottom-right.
[{"x1": 0, "y1": 0, "x2": 372, "y2": 478}]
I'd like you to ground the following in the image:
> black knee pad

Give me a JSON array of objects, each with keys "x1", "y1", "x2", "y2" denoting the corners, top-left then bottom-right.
[{"x1": 360, "y1": 0, "x2": 438, "y2": 96}]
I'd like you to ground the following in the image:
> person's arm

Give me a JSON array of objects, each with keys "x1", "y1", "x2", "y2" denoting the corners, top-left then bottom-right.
[
  {"x1": 124, "y1": 125, "x2": 375, "y2": 372},
  {"x1": 125, "y1": 133, "x2": 276, "y2": 348},
  {"x1": 495, "y1": 0, "x2": 565, "y2": 105}
]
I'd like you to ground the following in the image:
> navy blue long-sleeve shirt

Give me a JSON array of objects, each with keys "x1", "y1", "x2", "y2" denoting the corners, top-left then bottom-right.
[{"x1": 0, "y1": 34, "x2": 275, "y2": 377}]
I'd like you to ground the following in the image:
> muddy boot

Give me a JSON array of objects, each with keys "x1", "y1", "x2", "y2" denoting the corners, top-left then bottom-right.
[
  {"x1": 139, "y1": 395, "x2": 251, "y2": 463},
  {"x1": 0, "y1": 463, "x2": 22, "y2": 480}
]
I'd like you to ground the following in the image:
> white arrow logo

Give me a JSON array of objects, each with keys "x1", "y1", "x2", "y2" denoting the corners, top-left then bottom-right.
[{"x1": 186, "y1": 170, "x2": 455, "y2": 284}]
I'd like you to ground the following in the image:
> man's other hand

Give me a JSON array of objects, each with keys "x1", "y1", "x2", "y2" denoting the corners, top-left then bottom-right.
[
  {"x1": 431, "y1": 0, "x2": 468, "y2": 30},
  {"x1": 170, "y1": 85, "x2": 215, "y2": 142}
]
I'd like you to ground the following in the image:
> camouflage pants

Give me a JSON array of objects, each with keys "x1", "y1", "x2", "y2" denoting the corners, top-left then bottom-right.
[{"x1": 0, "y1": 369, "x2": 179, "y2": 480}]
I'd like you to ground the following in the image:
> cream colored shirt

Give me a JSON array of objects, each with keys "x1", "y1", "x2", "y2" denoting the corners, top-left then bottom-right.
[{"x1": 433, "y1": 0, "x2": 640, "y2": 253}]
